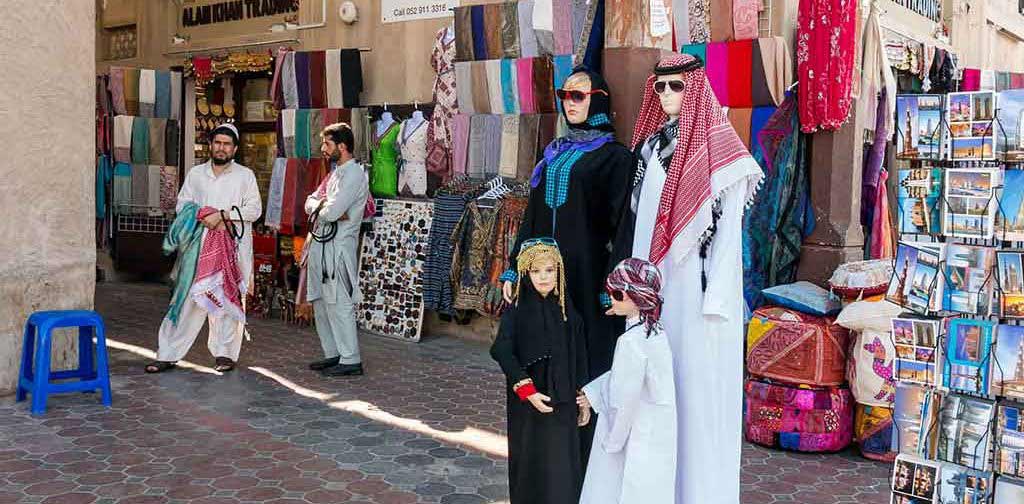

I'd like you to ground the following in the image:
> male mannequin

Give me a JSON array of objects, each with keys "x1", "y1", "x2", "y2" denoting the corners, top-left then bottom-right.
[{"x1": 626, "y1": 55, "x2": 763, "y2": 504}]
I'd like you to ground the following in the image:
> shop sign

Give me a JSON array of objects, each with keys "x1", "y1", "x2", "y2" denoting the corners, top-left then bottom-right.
[
  {"x1": 381, "y1": 0, "x2": 458, "y2": 24},
  {"x1": 181, "y1": 0, "x2": 299, "y2": 28}
]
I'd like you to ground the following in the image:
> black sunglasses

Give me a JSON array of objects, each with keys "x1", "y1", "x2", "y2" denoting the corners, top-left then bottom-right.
[
  {"x1": 654, "y1": 80, "x2": 685, "y2": 95},
  {"x1": 607, "y1": 288, "x2": 627, "y2": 302}
]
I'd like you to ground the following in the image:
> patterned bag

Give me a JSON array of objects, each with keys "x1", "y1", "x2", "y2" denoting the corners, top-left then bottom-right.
[
  {"x1": 853, "y1": 403, "x2": 896, "y2": 462},
  {"x1": 744, "y1": 379, "x2": 853, "y2": 452},
  {"x1": 746, "y1": 306, "x2": 850, "y2": 387}
]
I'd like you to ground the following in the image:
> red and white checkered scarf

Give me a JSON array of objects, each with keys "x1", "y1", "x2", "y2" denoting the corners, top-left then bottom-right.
[
  {"x1": 630, "y1": 54, "x2": 762, "y2": 266},
  {"x1": 190, "y1": 206, "x2": 246, "y2": 322}
]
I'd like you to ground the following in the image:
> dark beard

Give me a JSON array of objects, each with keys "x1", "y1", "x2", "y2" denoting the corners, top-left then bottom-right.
[{"x1": 211, "y1": 156, "x2": 231, "y2": 166}]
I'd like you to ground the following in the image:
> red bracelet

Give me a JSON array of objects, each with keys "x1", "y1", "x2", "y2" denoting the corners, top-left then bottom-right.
[{"x1": 515, "y1": 382, "x2": 538, "y2": 402}]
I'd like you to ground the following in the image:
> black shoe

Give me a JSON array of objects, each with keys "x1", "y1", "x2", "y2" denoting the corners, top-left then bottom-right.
[
  {"x1": 309, "y1": 356, "x2": 341, "y2": 371},
  {"x1": 322, "y1": 363, "x2": 364, "y2": 376}
]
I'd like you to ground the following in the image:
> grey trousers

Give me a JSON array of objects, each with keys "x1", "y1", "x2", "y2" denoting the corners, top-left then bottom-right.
[{"x1": 313, "y1": 292, "x2": 361, "y2": 365}]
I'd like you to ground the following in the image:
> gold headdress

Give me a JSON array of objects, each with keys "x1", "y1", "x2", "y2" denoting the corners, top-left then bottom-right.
[{"x1": 514, "y1": 238, "x2": 567, "y2": 321}]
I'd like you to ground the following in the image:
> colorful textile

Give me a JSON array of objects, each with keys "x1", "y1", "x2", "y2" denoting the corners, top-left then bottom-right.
[
  {"x1": 744, "y1": 379, "x2": 853, "y2": 452},
  {"x1": 853, "y1": 404, "x2": 895, "y2": 462},
  {"x1": 123, "y1": 67, "x2": 140, "y2": 116},
  {"x1": 155, "y1": 70, "x2": 171, "y2": 118},
  {"x1": 472, "y1": 61, "x2": 491, "y2": 113},
  {"x1": 553, "y1": 0, "x2": 573, "y2": 55},
  {"x1": 742, "y1": 96, "x2": 812, "y2": 309},
  {"x1": 517, "y1": 58, "x2": 536, "y2": 113},
  {"x1": 455, "y1": 61, "x2": 474, "y2": 114},
  {"x1": 370, "y1": 123, "x2": 400, "y2": 198},
  {"x1": 727, "y1": 107, "x2": 753, "y2": 149},
  {"x1": 689, "y1": 0, "x2": 711, "y2": 43},
  {"x1": 326, "y1": 49, "x2": 343, "y2": 109},
  {"x1": 705, "y1": 42, "x2": 729, "y2": 104},
  {"x1": 280, "y1": 159, "x2": 299, "y2": 235},
  {"x1": 307, "y1": 109, "x2": 323, "y2": 159},
  {"x1": 727, "y1": 40, "x2": 754, "y2": 107},
  {"x1": 869, "y1": 170, "x2": 892, "y2": 259},
  {"x1": 452, "y1": 113, "x2": 470, "y2": 176},
  {"x1": 108, "y1": 67, "x2": 127, "y2": 115},
  {"x1": 486, "y1": 59, "x2": 504, "y2": 113},
  {"x1": 295, "y1": 109, "x2": 311, "y2": 159},
  {"x1": 533, "y1": 57, "x2": 556, "y2": 113},
  {"x1": 146, "y1": 165, "x2": 162, "y2": 209},
  {"x1": 961, "y1": 68, "x2": 981, "y2": 91},
  {"x1": 95, "y1": 155, "x2": 112, "y2": 219},
  {"x1": 112, "y1": 162, "x2": 132, "y2": 212},
  {"x1": 165, "y1": 120, "x2": 180, "y2": 166},
  {"x1": 732, "y1": 0, "x2": 760, "y2": 40},
  {"x1": 295, "y1": 51, "x2": 311, "y2": 109},
  {"x1": 191, "y1": 206, "x2": 246, "y2": 323},
  {"x1": 131, "y1": 117, "x2": 149, "y2": 165},
  {"x1": 501, "y1": 59, "x2": 520, "y2": 114},
  {"x1": 113, "y1": 115, "x2": 134, "y2": 163},
  {"x1": 482, "y1": 114, "x2": 504, "y2": 177},
  {"x1": 517, "y1": 114, "x2": 541, "y2": 179},
  {"x1": 162, "y1": 202, "x2": 203, "y2": 325},
  {"x1": 518, "y1": 0, "x2": 539, "y2": 57},
  {"x1": 423, "y1": 194, "x2": 469, "y2": 314},
  {"x1": 499, "y1": 115, "x2": 521, "y2": 177},
  {"x1": 451, "y1": 201, "x2": 502, "y2": 313},
  {"x1": 746, "y1": 306, "x2": 850, "y2": 387},
  {"x1": 796, "y1": 0, "x2": 856, "y2": 133},
  {"x1": 309, "y1": 50, "x2": 327, "y2": 108},
  {"x1": 130, "y1": 164, "x2": 148, "y2": 209},
  {"x1": 139, "y1": 69, "x2": 156, "y2": 117},
  {"x1": 281, "y1": 109, "x2": 296, "y2": 158},
  {"x1": 339, "y1": 48, "x2": 363, "y2": 107},
  {"x1": 170, "y1": 72, "x2": 183, "y2": 121},
  {"x1": 471, "y1": 5, "x2": 488, "y2": 60},
  {"x1": 428, "y1": 27, "x2": 458, "y2": 180},
  {"x1": 281, "y1": 51, "x2": 299, "y2": 109},
  {"x1": 749, "y1": 106, "x2": 775, "y2": 157},
  {"x1": 710, "y1": 0, "x2": 734, "y2": 41},
  {"x1": 629, "y1": 54, "x2": 762, "y2": 266},
  {"x1": 455, "y1": 5, "x2": 474, "y2": 61},
  {"x1": 467, "y1": 115, "x2": 487, "y2": 178},
  {"x1": 501, "y1": 1, "x2": 521, "y2": 58},
  {"x1": 552, "y1": 54, "x2": 574, "y2": 115},
  {"x1": 681, "y1": 43, "x2": 707, "y2": 62},
  {"x1": 605, "y1": 258, "x2": 664, "y2": 332},
  {"x1": 759, "y1": 37, "x2": 793, "y2": 106},
  {"x1": 159, "y1": 166, "x2": 177, "y2": 213},
  {"x1": 147, "y1": 118, "x2": 167, "y2": 164},
  {"x1": 861, "y1": 89, "x2": 888, "y2": 227},
  {"x1": 484, "y1": 3, "x2": 504, "y2": 60}
]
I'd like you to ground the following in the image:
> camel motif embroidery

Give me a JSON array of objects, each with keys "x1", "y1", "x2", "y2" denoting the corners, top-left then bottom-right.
[{"x1": 864, "y1": 337, "x2": 896, "y2": 403}]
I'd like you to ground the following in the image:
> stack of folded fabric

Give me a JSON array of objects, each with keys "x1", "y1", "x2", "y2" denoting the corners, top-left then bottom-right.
[
  {"x1": 743, "y1": 281, "x2": 854, "y2": 453},
  {"x1": 453, "y1": 0, "x2": 596, "y2": 61},
  {"x1": 272, "y1": 49, "x2": 364, "y2": 109},
  {"x1": 263, "y1": 158, "x2": 328, "y2": 235}
]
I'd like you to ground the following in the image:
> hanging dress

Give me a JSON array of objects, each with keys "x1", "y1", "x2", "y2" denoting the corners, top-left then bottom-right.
[
  {"x1": 398, "y1": 119, "x2": 429, "y2": 197},
  {"x1": 370, "y1": 122, "x2": 400, "y2": 198}
]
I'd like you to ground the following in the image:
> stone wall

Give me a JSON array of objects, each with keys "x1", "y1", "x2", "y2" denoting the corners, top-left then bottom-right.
[{"x1": 0, "y1": 1, "x2": 97, "y2": 395}]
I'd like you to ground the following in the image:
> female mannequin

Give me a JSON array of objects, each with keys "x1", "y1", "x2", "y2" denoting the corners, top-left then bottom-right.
[
  {"x1": 624, "y1": 54, "x2": 763, "y2": 504},
  {"x1": 370, "y1": 110, "x2": 400, "y2": 197},
  {"x1": 500, "y1": 67, "x2": 634, "y2": 382},
  {"x1": 398, "y1": 109, "x2": 429, "y2": 197}
]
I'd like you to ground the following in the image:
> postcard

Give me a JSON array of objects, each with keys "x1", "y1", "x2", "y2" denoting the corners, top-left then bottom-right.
[
  {"x1": 935, "y1": 394, "x2": 996, "y2": 471},
  {"x1": 994, "y1": 476, "x2": 1024, "y2": 503},
  {"x1": 893, "y1": 318, "x2": 942, "y2": 387},
  {"x1": 936, "y1": 463, "x2": 994, "y2": 504},
  {"x1": 998, "y1": 251, "x2": 1024, "y2": 317},
  {"x1": 898, "y1": 167, "x2": 943, "y2": 235},
  {"x1": 998, "y1": 89, "x2": 1024, "y2": 162},
  {"x1": 947, "y1": 92, "x2": 997, "y2": 160},
  {"x1": 996, "y1": 169, "x2": 1024, "y2": 242},
  {"x1": 942, "y1": 319, "x2": 995, "y2": 394},
  {"x1": 942, "y1": 244, "x2": 996, "y2": 315},
  {"x1": 896, "y1": 95, "x2": 945, "y2": 160},
  {"x1": 992, "y1": 325, "x2": 1024, "y2": 400},
  {"x1": 996, "y1": 403, "x2": 1024, "y2": 478},
  {"x1": 892, "y1": 454, "x2": 941, "y2": 504},
  {"x1": 943, "y1": 168, "x2": 998, "y2": 239},
  {"x1": 893, "y1": 383, "x2": 940, "y2": 458},
  {"x1": 889, "y1": 242, "x2": 945, "y2": 314}
]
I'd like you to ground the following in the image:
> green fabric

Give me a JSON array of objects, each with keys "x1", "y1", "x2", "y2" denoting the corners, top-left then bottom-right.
[
  {"x1": 96, "y1": 155, "x2": 112, "y2": 219},
  {"x1": 370, "y1": 124, "x2": 400, "y2": 198},
  {"x1": 163, "y1": 202, "x2": 203, "y2": 325},
  {"x1": 295, "y1": 109, "x2": 311, "y2": 159},
  {"x1": 682, "y1": 43, "x2": 707, "y2": 63},
  {"x1": 131, "y1": 117, "x2": 149, "y2": 164}
]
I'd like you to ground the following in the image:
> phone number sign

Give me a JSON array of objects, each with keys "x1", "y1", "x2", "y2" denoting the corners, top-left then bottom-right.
[{"x1": 381, "y1": 0, "x2": 458, "y2": 23}]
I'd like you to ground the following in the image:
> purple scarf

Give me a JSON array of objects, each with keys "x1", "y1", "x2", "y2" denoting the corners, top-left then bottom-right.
[{"x1": 529, "y1": 131, "x2": 613, "y2": 187}]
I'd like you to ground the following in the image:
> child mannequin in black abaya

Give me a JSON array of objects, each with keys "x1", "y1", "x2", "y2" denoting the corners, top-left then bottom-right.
[{"x1": 490, "y1": 238, "x2": 590, "y2": 504}]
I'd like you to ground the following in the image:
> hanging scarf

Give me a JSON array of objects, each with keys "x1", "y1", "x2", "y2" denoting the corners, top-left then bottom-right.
[
  {"x1": 163, "y1": 202, "x2": 204, "y2": 325},
  {"x1": 796, "y1": 0, "x2": 856, "y2": 133},
  {"x1": 131, "y1": 117, "x2": 150, "y2": 165},
  {"x1": 109, "y1": 67, "x2": 127, "y2": 115},
  {"x1": 155, "y1": 71, "x2": 171, "y2": 118},
  {"x1": 518, "y1": 0, "x2": 539, "y2": 57},
  {"x1": 265, "y1": 158, "x2": 287, "y2": 229},
  {"x1": 869, "y1": 169, "x2": 893, "y2": 259},
  {"x1": 190, "y1": 206, "x2": 246, "y2": 323},
  {"x1": 281, "y1": 51, "x2": 299, "y2": 109},
  {"x1": 605, "y1": 258, "x2": 664, "y2": 333},
  {"x1": 139, "y1": 69, "x2": 156, "y2": 117},
  {"x1": 630, "y1": 54, "x2": 763, "y2": 266}
]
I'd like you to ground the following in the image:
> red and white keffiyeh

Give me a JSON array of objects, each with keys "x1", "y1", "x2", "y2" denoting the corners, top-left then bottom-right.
[
  {"x1": 190, "y1": 206, "x2": 246, "y2": 322},
  {"x1": 630, "y1": 54, "x2": 763, "y2": 266}
]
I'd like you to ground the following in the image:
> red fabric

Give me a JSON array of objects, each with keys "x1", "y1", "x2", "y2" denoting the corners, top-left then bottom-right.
[
  {"x1": 322, "y1": 108, "x2": 340, "y2": 127},
  {"x1": 961, "y1": 68, "x2": 981, "y2": 91},
  {"x1": 629, "y1": 54, "x2": 753, "y2": 266},
  {"x1": 192, "y1": 57, "x2": 213, "y2": 84},
  {"x1": 727, "y1": 41, "x2": 754, "y2": 108},
  {"x1": 796, "y1": 0, "x2": 857, "y2": 133},
  {"x1": 191, "y1": 206, "x2": 245, "y2": 321},
  {"x1": 280, "y1": 159, "x2": 300, "y2": 235},
  {"x1": 515, "y1": 382, "x2": 538, "y2": 401},
  {"x1": 309, "y1": 51, "x2": 327, "y2": 108},
  {"x1": 294, "y1": 159, "x2": 324, "y2": 236},
  {"x1": 1012, "y1": 73, "x2": 1024, "y2": 90}
]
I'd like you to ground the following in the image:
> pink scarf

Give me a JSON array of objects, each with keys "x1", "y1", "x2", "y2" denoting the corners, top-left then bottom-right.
[
  {"x1": 630, "y1": 54, "x2": 762, "y2": 266},
  {"x1": 190, "y1": 206, "x2": 246, "y2": 322},
  {"x1": 796, "y1": 0, "x2": 856, "y2": 133}
]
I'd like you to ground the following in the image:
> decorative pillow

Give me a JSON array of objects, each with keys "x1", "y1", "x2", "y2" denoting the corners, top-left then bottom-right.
[
  {"x1": 828, "y1": 259, "x2": 893, "y2": 300},
  {"x1": 761, "y1": 281, "x2": 841, "y2": 316}
]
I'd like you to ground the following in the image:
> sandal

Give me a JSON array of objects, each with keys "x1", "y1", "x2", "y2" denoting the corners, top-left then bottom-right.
[
  {"x1": 145, "y1": 361, "x2": 177, "y2": 374},
  {"x1": 214, "y1": 357, "x2": 236, "y2": 373}
]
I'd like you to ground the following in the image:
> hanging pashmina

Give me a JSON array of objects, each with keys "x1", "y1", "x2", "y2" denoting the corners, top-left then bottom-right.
[{"x1": 796, "y1": 0, "x2": 857, "y2": 133}]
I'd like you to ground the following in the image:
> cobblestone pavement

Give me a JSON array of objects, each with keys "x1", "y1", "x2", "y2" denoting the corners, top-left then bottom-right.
[{"x1": 0, "y1": 282, "x2": 891, "y2": 503}]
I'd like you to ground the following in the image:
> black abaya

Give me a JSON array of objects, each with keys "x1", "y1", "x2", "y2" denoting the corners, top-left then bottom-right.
[{"x1": 490, "y1": 287, "x2": 589, "y2": 504}]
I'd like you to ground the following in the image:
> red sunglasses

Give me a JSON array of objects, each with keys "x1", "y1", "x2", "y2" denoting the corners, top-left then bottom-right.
[{"x1": 556, "y1": 88, "x2": 609, "y2": 104}]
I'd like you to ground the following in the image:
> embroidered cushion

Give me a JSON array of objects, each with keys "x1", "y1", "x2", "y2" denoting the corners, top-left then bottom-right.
[
  {"x1": 829, "y1": 259, "x2": 893, "y2": 300},
  {"x1": 746, "y1": 306, "x2": 850, "y2": 387},
  {"x1": 853, "y1": 403, "x2": 896, "y2": 462},
  {"x1": 744, "y1": 379, "x2": 853, "y2": 453}
]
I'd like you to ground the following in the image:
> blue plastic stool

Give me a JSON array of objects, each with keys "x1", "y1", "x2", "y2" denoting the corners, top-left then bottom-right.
[{"x1": 16, "y1": 310, "x2": 112, "y2": 415}]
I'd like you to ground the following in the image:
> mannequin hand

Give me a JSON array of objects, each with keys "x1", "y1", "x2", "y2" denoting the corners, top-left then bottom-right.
[
  {"x1": 577, "y1": 403, "x2": 591, "y2": 427},
  {"x1": 576, "y1": 393, "x2": 591, "y2": 411},
  {"x1": 527, "y1": 393, "x2": 553, "y2": 414},
  {"x1": 502, "y1": 281, "x2": 514, "y2": 304}
]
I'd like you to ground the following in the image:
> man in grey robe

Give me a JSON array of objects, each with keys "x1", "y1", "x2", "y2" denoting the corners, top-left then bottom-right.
[{"x1": 305, "y1": 123, "x2": 368, "y2": 376}]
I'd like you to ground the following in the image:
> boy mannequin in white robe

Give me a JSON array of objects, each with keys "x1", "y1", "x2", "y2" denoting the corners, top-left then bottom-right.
[{"x1": 578, "y1": 258, "x2": 677, "y2": 504}]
